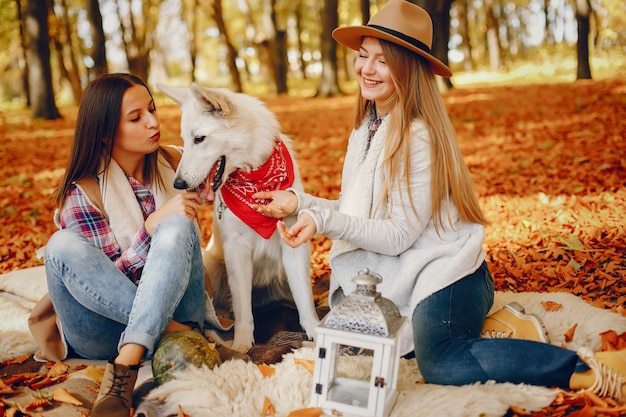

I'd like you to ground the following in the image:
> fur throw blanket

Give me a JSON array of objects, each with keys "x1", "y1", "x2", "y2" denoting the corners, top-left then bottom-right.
[
  {"x1": 140, "y1": 291, "x2": 626, "y2": 417},
  {"x1": 1, "y1": 268, "x2": 625, "y2": 417}
]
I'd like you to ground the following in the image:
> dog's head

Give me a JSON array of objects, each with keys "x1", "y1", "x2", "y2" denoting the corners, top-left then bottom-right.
[{"x1": 157, "y1": 83, "x2": 280, "y2": 200}]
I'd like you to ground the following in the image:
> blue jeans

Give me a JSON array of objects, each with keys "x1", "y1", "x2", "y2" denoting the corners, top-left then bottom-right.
[
  {"x1": 412, "y1": 262, "x2": 586, "y2": 389},
  {"x1": 44, "y1": 215, "x2": 205, "y2": 360}
]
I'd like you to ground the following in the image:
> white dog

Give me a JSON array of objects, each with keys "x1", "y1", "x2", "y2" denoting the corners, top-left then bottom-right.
[{"x1": 158, "y1": 83, "x2": 319, "y2": 352}]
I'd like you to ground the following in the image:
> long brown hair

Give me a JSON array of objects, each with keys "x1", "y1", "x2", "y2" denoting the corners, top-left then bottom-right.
[
  {"x1": 351, "y1": 39, "x2": 487, "y2": 232},
  {"x1": 53, "y1": 73, "x2": 166, "y2": 208}
]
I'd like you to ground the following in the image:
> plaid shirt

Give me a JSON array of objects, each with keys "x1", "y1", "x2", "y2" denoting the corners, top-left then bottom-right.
[{"x1": 58, "y1": 176, "x2": 155, "y2": 284}]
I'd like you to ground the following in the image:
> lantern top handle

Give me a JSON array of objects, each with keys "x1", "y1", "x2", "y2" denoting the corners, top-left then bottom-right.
[{"x1": 354, "y1": 268, "x2": 382, "y2": 297}]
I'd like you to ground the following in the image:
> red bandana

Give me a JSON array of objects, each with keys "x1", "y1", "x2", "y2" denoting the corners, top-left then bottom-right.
[{"x1": 221, "y1": 138, "x2": 295, "y2": 239}]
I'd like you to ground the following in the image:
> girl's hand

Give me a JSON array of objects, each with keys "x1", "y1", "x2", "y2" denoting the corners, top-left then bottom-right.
[
  {"x1": 251, "y1": 190, "x2": 297, "y2": 219},
  {"x1": 277, "y1": 213, "x2": 316, "y2": 248},
  {"x1": 144, "y1": 192, "x2": 202, "y2": 236}
]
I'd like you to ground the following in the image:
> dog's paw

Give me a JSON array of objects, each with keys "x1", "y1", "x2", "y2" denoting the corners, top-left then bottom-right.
[{"x1": 232, "y1": 335, "x2": 254, "y2": 353}]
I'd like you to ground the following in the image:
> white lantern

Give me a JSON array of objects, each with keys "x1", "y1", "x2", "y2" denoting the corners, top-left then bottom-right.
[{"x1": 310, "y1": 268, "x2": 407, "y2": 417}]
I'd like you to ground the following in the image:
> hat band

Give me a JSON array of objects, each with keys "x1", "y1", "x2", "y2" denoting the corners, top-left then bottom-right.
[{"x1": 368, "y1": 24, "x2": 432, "y2": 55}]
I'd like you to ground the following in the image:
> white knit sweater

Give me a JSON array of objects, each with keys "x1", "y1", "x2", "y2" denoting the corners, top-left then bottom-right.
[{"x1": 295, "y1": 117, "x2": 486, "y2": 354}]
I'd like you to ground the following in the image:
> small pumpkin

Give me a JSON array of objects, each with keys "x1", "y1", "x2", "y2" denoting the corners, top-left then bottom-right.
[{"x1": 152, "y1": 330, "x2": 222, "y2": 384}]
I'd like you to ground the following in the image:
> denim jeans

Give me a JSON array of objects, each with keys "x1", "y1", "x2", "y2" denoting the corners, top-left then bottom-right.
[
  {"x1": 44, "y1": 214, "x2": 205, "y2": 360},
  {"x1": 412, "y1": 262, "x2": 586, "y2": 389}
]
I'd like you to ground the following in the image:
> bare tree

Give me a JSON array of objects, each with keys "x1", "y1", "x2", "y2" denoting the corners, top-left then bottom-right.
[
  {"x1": 181, "y1": 0, "x2": 199, "y2": 82},
  {"x1": 575, "y1": 0, "x2": 592, "y2": 79},
  {"x1": 210, "y1": 0, "x2": 243, "y2": 91},
  {"x1": 316, "y1": 0, "x2": 340, "y2": 97},
  {"x1": 250, "y1": 0, "x2": 288, "y2": 94},
  {"x1": 114, "y1": 0, "x2": 159, "y2": 81},
  {"x1": 484, "y1": 0, "x2": 501, "y2": 71},
  {"x1": 360, "y1": 0, "x2": 370, "y2": 24},
  {"x1": 456, "y1": 0, "x2": 474, "y2": 71},
  {"x1": 50, "y1": 0, "x2": 82, "y2": 104},
  {"x1": 85, "y1": 0, "x2": 108, "y2": 78},
  {"x1": 543, "y1": 0, "x2": 555, "y2": 44},
  {"x1": 412, "y1": 0, "x2": 453, "y2": 88},
  {"x1": 294, "y1": 0, "x2": 307, "y2": 79},
  {"x1": 24, "y1": 0, "x2": 61, "y2": 119},
  {"x1": 17, "y1": 0, "x2": 30, "y2": 106},
  {"x1": 269, "y1": 0, "x2": 288, "y2": 94}
]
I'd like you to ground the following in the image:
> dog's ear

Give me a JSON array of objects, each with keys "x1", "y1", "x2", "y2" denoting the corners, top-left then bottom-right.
[
  {"x1": 190, "y1": 84, "x2": 234, "y2": 117},
  {"x1": 156, "y1": 83, "x2": 190, "y2": 105}
]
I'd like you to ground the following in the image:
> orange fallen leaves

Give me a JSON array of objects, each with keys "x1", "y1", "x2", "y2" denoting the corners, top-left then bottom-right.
[
  {"x1": 262, "y1": 396, "x2": 275, "y2": 416},
  {"x1": 257, "y1": 363, "x2": 276, "y2": 377},
  {"x1": 178, "y1": 404, "x2": 190, "y2": 417},
  {"x1": 52, "y1": 387, "x2": 83, "y2": 406},
  {"x1": 541, "y1": 301, "x2": 563, "y2": 312},
  {"x1": 293, "y1": 358, "x2": 315, "y2": 374},
  {"x1": 2, "y1": 80, "x2": 626, "y2": 417},
  {"x1": 0, "y1": 360, "x2": 90, "y2": 416},
  {"x1": 564, "y1": 324, "x2": 578, "y2": 343},
  {"x1": 600, "y1": 330, "x2": 626, "y2": 352},
  {"x1": 287, "y1": 407, "x2": 323, "y2": 417}
]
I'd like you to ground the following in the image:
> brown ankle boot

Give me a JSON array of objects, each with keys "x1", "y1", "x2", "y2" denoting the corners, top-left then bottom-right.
[{"x1": 91, "y1": 360, "x2": 139, "y2": 417}]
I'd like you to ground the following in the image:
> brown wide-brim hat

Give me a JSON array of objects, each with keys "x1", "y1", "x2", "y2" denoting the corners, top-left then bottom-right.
[{"x1": 332, "y1": 0, "x2": 452, "y2": 77}]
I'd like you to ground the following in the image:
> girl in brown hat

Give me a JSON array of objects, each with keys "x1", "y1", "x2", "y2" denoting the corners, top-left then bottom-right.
[{"x1": 253, "y1": 0, "x2": 625, "y2": 402}]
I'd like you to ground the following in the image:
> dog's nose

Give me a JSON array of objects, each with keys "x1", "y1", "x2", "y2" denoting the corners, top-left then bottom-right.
[{"x1": 174, "y1": 178, "x2": 188, "y2": 190}]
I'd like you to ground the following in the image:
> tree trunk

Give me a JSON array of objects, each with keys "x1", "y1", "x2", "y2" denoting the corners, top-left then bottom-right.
[
  {"x1": 360, "y1": 0, "x2": 370, "y2": 24},
  {"x1": 114, "y1": 0, "x2": 157, "y2": 82},
  {"x1": 294, "y1": 0, "x2": 307, "y2": 79},
  {"x1": 485, "y1": 0, "x2": 501, "y2": 71},
  {"x1": 316, "y1": 0, "x2": 340, "y2": 97},
  {"x1": 270, "y1": 0, "x2": 288, "y2": 94},
  {"x1": 412, "y1": 0, "x2": 453, "y2": 88},
  {"x1": 456, "y1": 0, "x2": 474, "y2": 71},
  {"x1": 182, "y1": 0, "x2": 199, "y2": 82},
  {"x1": 25, "y1": 0, "x2": 61, "y2": 119},
  {"x1": 212, "y1": 0, "x2": 243, "y2": 92},
  {"x1": 85, "y1": 0, "x2": 108, "y2": 78},
  {"x1": 544, "y1": 0, "x2": 554, "y2": 44},
  {"x1": 575, "y1": 0, "x2": 592, "y2": 80},
  {"x1": 52, "y1": 0, "x2": 83, "y2": 104},
  {"x1": 17, "y1": 0, "x2": 30, "y2": 106}
]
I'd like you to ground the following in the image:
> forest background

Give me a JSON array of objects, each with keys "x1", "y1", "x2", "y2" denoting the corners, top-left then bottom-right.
[
  {"x1": 1, "y1": 0, "x2": 625, "y2": 311},
  {"x1": 1, "y1": 3, "x2": 626, "y2": 416}
]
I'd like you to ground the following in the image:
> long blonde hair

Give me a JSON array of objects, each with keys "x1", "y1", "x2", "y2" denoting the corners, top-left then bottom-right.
[{"x1": 351, "y1": 39, "x2": 487, "y2": 232}]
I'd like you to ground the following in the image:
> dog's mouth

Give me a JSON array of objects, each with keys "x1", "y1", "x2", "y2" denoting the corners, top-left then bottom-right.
[{"x1": 205, "y1": 155, "x2": 226, "y2": 202}]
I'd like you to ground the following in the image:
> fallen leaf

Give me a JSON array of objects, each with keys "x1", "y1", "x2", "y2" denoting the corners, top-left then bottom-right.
[
  {"x1": 53, "y1": 387, "x2": 83, "y2": 406},
  {"x1": 293, "y1": 358, "x2": 315, "y2": 374},
  {"x1": 257, "y1": 364, "x2": 275, "y2": 377},
  {"x1": 540, "y1": 301, "x2": 563, "y2": 311},
  {"x1": 261, "y1": 397, "x2": 275, "y2": 416},
  {"x1": 81, "y1": 365, "x2": 105, "y2": 383},
  {"x1": 178, "y1": 404, "x2": 190, "y2": 417},
  {"x1": 47, "y1": 361, "x2": 70, "y2": 378},
  {"x1": 564, "y1": 323, "x2": 578, "y2": 343},
  {"x1": 25, "y1": 398, "x2": 52, "y2": 410},
  {"x1": 287, "y1": 407, "x2": 323, "y2": 417}
]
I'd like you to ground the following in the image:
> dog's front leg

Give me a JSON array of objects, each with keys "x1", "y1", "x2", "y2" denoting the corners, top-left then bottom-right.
[
  {"x1": 222, "y1": 247, "x2": 255, "y2": 352},
  {"x1": 282, "y1": 240, "x2": 320, "y2": 340}
]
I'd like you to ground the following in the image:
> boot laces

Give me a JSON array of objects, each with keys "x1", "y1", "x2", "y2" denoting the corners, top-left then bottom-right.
[
  {"x1": 581, "y1": 351, "x2": 624, "y2": 401},
  {"x1": 480, "y1": 329, "x2": 509, "y2": 339},
  {"x1": 108, "y1": 373, "x2": 131, "y2": 403}
]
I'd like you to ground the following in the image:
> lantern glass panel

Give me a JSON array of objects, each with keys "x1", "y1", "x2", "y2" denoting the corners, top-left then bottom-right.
[{"x1": 327, "y1": 344, "x2": 374, "y2": 408}]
